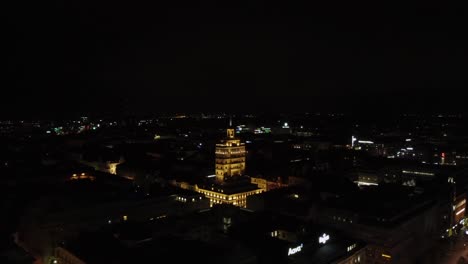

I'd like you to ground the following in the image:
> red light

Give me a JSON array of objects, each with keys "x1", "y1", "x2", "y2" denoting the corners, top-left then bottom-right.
[{"x1": 442, "y1": 152, "x2": 445, "y2": 158}]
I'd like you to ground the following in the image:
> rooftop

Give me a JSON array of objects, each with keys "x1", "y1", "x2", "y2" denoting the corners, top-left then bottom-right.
[
  {"x1": 323, "y1": 184, "x2": 438, "y2": 227},
  {"x1": 198, "y1": 176, "x2": 261, "y2": 195}
]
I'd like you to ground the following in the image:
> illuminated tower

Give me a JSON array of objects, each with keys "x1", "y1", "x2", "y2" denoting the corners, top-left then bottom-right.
[{"x1": 215, "y1": 128, "x2": 246, "y2": 182}]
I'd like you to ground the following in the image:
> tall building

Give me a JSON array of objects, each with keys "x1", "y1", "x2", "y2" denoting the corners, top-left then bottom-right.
[
  {"x1": 215, "y1": 128, "x2": 246, "y2": 182},
  {"x1": 194, "y1": 126, "x2": 262, "y2": 208}
]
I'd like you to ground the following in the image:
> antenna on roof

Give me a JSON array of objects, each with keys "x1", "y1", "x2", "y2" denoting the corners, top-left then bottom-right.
[{"x1": 229, "y1": 115, "x2": 232, "y2": 127}]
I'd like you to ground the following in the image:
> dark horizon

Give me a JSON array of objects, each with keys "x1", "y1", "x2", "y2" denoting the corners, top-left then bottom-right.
[
  {"x1": 6, "y1": 3, "x2": 468, "y2": 119},
  {"x1": 1, "y1": 95, "x2": 467, "y2": 120}
]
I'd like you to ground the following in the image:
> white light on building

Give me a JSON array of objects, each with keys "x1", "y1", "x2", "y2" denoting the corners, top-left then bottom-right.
[
  {"x1": 319, "y1": 233, "x2": 330, "y2": 244},
  {"x1": 358, "y1": 140, "x2": 374, "y2": 144}
]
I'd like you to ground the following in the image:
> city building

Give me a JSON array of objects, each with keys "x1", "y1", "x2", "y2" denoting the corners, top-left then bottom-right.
[
  {"x1": 52, "y1": 205, "x2": 258, "y2": 264},
  {"x1": 215, "y1": 128, "x2": 246, "y2": 182},
  {"x1": 185, "y1": 126, "x2": 263, "y2": 207},
  {"x1": 250, "y1": 176, "x2": 287, "y2": 192},
  {"x1": 229, "y1": 210, "x2": 367, "y2": 264},
  {"x1": 314, "y1": 185, "x2": 444, "y2": 263},
  {"x1": 16, "y1": 177, "x2": 209, "y2": 264}
]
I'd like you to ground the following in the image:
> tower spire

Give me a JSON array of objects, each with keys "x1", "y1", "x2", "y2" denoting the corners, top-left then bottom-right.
[{"x1": 226, "y1": 115, "x2": 235, "y2": 138}]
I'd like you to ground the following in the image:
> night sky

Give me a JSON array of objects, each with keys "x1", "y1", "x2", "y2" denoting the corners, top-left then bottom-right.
[{"x1": 6, "y1": 2, "x2": 468, "y2": 118}]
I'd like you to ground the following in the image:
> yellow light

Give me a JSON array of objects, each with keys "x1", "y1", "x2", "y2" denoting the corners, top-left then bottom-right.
[
  {"x1": 81, "y1": 173, "x2": 85, "y2": 176},
  {"x1": 382, "y1": 254, "x2": 392, "y2": 258},
  {"x1": 123, "y1": 215, "x2": 128, "y2": 221}
]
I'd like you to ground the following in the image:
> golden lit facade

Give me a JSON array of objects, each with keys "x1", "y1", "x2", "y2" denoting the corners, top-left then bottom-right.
[
  {"x1": 70, "y1": 173, "x2": 95, "y2": 181},
  {"x1": 190, "y1": 127, "x2": 262, "y2": 208},
  {"x1": 215, "y1": 128, "x2": 246, "y2": 182},
  {"x1": 196, "y1": 186, "x2": 262, "y2": 208}
]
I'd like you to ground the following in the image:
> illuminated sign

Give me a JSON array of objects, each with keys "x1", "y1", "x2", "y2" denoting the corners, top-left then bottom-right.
[
  {"x1": 456, "y1": 199, "x2": 466, "y2": 208},
  {"x1": 288, "y1": 244, "x2": 303, "y2": 256},
  {"x1": 319, "y1": 233, "x2": 330, "y2": 244}
]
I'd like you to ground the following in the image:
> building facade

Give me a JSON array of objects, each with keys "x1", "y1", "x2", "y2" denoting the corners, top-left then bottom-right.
[
  {"x1": 194, "y1": 128, "x2": 262, "y2": 208},
  {"x1": 196, "y1": 185, "x2": 263, "y2": 208},
  {"x1": 215, "y1": 128, "x2": 246, "y2": 182}
]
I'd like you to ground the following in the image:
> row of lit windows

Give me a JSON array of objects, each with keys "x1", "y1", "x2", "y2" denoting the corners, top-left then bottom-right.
[
  {"x1": 216, "y1": 166, "x2": 244, "y2": 170},
  {"x1": 402, "y1": 170, "x2": 435, "y2": 176},
  {"x1": 215, "y1": 143, "x2": 244, "y2": 147},
  {"x1": 215, "y1": 150, "x2": 246, "y2": 154},
  {"x1": 176, "y1": 196, "x2": 203, "y2": 203},
  {"x1": 333, "y1": 216, "x2": 353, "y2": 223},
  {"x1": 216, "y1": 157, "x2": 245, "y2": 161},
  {"x1": 216, "y1": 165, "x2": 244, "y2": 169},
  {"x1": 347, "y1": 243, "x2": 357, "y2": 252},
  {"x1": 149, "y1": 215, "x2": 166, "y2": 221},
  {"x1": 70, "y1": 173, "x2": 95, "y2": 181},
  {"x1": 292, "y1": 144, "x2": 313, "y2": 149},
  {"x1": 225, "y1": 143, "x2": 243, "y2": 147},
  {"x1": 216, "y1": 152, "x2": 245, "y2": 156},
  {"x1": 216, "y1": 159, "x2": 245, "y2": 163},
  {"x1": 200, "y1": 191, "x2": 258, "y2": 200},
  {"x1": 201, "y1": 191, "x2": 227, "y2": 199},
  {"x1": 209, "y1": 198, "x2": 246, "y2": 206},
  {"x1": 359, "y1": 176, "x2": 377, "y2": 181},
  {"x1": 225, "y1": 160, "x2": 245, "y2": 164},
  {"x1": 215, "y1": 153, "x2": 246, "y2": 157},
  {"x1": 216, "y1": 142, "x2": 244, "y2": 147}
]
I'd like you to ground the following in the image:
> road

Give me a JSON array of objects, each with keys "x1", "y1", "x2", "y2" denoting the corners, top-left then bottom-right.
[
  {"x1": 442, "y1": 234, "x2": 468, "y2": 264},
  {"x1": 424, "y1": 232, "x2": 468, "y2": 264}
]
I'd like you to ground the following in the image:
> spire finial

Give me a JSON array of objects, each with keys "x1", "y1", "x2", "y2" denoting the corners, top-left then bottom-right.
[{"x1": 229, "y1": 116, "x2": 232, "y2": 127}]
